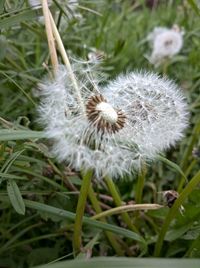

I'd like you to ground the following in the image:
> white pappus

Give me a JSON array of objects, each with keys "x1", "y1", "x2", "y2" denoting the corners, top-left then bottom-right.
[
  {"x1": 102, "y1": 72, "x2": 189, "y2": 158},
  {"x1": 38, "y1": 63, "x2": 188, "y2": 178}
]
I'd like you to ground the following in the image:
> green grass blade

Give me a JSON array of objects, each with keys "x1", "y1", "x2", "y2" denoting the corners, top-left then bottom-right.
[
  {"x1": 157, "y1": 155, "x2": 187, "y2": 183},
  {"x1": 0, "y1": 129, "x2": 45, "y2": 141},
  {"x1": 0, "y1": 150, "x2": 24, "y2": 173},
  {"x1": 25, "y1": 199, "x2": 145, "y2": 244},
  {"x1": 187, "y1": 0, "x2": 200, "y2": 16},
  {"x1": 0, "y1": 150, "x2": 25, "y2": 185},
  {"x1": 0, "y1": 173, "x2": 28, "y2": 181},
  {"x1": 0, "y1": 196, "x2": 146, "y2": 246},
  {"x1": 0, "y1": 222, "x2": 41, "y2": 254}
]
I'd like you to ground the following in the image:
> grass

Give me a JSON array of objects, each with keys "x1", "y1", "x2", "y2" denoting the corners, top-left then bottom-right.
[{"x1": 0, "y1": 0, "x2": 200, "y2": 267}]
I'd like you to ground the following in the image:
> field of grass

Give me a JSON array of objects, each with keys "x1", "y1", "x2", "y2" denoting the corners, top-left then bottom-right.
[{"x1": 0, "y1": 0, "x2": 200, "y2": 267}]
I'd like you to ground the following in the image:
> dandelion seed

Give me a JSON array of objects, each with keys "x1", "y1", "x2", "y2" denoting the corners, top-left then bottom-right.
[
  {"x1": 38, "y1": 64, "x2": 188, "y2": 178},
  {"x1": 147, "y1": 25, "x2": 184, "y2": 66}
]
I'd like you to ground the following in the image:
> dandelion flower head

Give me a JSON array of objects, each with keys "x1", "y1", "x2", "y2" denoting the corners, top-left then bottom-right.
[
  {"x1": 38, "y1": 64, "x2": 136, "y2": 178},
  {"x1": 38, "y1": 63, "x2": 188, "y2": 178}
]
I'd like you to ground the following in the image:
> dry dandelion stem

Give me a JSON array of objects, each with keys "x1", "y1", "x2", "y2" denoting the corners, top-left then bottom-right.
[{"x1": 41, "y1": 0, "x2": 58, "y2": 74}]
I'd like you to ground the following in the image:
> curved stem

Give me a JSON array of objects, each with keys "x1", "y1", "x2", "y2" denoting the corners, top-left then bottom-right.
[
  {"x1": 73, "y1": 170, "x2": 93, "y2": 255},
  {"x1": 104, "y1": 176, "x2": 138, "y2": 233},
  {"x1": 154, "y1": 170, "x2": 200, "y2": 257},
  {"x1": 92, "y1": 203, "x2": 163, "y2": 220}
]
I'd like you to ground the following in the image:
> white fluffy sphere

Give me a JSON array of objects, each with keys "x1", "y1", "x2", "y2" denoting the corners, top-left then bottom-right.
[{"x1": 38, "y1": 65, "x2": 188, "y2": 178}]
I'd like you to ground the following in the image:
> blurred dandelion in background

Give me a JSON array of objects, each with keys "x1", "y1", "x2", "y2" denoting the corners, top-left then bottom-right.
[{"x1": 147, "y1": 25, "x2": 184, "y2": 67}]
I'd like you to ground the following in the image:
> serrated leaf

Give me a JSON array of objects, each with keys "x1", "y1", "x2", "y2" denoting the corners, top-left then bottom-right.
[{"x1": 7, "y1": 179, "x2": 25, "y2": 215}]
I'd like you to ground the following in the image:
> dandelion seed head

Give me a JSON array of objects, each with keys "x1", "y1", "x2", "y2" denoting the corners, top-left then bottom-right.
[
  {"x1": 38, "y1": 64, "x2": 188, "y2": 178},
  {"x1": 38, "y1": 64, "x2": 136, "y2": 178},
  {"x1": 147, "y1": 25, "x2": 184, "y2": 66}
]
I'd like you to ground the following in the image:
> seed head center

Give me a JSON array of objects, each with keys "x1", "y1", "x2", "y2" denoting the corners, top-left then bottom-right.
[
  {"x1": 86, "y1": 94, "x2": 126, "y2": 133},
  {"x1": 96, "y1": 102, "x2": 118, "y2": 124}
]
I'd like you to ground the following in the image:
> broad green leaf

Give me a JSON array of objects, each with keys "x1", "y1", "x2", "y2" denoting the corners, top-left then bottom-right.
[
  {"x1": 34, "y1": 257, "x2": 200, "y2": 268},
  {"x1": 0, "y1": 129, "x2": 45, "y2": 141},
  {"x1": 7, "y1": 179, "x2": 25, "y2": 215}
]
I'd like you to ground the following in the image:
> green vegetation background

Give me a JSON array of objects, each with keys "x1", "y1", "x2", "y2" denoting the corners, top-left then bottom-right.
[{"x1": 0, "y1": 0, "x2": 200, "y2": 267}]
